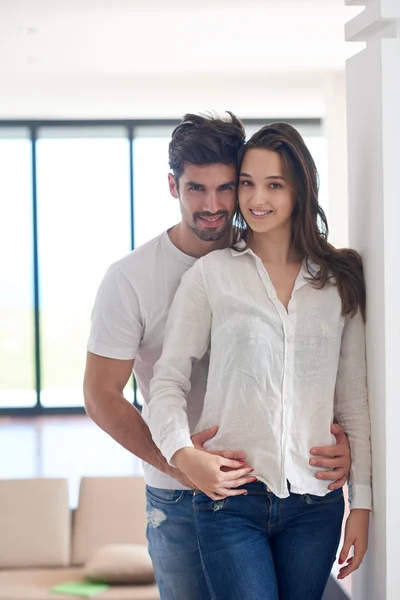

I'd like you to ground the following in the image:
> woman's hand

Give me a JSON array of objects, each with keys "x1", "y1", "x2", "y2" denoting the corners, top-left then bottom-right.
[
  {"x1": 338, "y1": 508, "x2": 370, "y2": 580},
  {"x1": 172, "y1": 447, "x2": 256, "y2": 500}
]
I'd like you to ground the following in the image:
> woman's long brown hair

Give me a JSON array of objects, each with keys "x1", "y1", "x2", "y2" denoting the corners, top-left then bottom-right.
[{"x1": 232, "y1": 122, "x2": 366, "y2": 320}]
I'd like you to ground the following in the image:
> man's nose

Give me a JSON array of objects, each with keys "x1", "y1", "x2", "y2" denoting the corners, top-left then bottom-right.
[{"x1": 202, "y1": 191, "x2": 220, "y2": 214}]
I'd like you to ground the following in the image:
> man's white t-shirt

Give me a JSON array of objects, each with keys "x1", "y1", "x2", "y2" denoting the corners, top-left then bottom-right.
[{"x1": 87, "y1": 230, "x2": 208, "y2": 490}]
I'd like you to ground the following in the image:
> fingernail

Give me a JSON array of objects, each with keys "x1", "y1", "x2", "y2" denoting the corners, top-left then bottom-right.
[
  {"x1": 252, "y1": 477, "x2": 257, "y2": 481},
  {"x1": 311, "y1": 449, "x2": 318, "y2": 455},
  {"x1": 316, "y1": 473, "x2": 322, "y2": 479},
  {"x1": 310, "y1": 459, "x2": 317, "y2": 466},
  {"x1": 339, "y1": 558, "x2": 344, "y2": 565},
  {"x1": 239, "y1": 460, "x2": 245, "y2": 464}
]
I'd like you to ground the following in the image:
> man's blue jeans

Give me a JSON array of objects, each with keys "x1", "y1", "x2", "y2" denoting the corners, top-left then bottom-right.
[
  {"x1": 193, "y1": 481, "x2": 344, "y2": 600},
  {"x1": 146, "y1": 485, "x2": 211, "y2": 600}
]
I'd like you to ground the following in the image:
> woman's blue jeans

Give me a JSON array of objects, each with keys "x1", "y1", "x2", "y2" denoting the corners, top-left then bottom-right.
[{"x1": 193, "y1": 481, "x2": 344, "y2": 600}]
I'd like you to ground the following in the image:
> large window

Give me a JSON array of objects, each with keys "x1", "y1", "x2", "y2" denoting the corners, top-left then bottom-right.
[
  {"x1": 0, "y1": 130, "x2": 36, "y2": 408},
  {"x1": 0, "y1": 119, "x2": 324, "y2": 413},
  {"x1": 36, "y1": 129, "x2": 131, "y2": 407},
  {"x1": 133, "y1": 127, "x2": 181, "y2": 247}
]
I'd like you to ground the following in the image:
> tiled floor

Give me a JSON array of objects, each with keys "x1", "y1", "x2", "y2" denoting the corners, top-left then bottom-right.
[{"x1": 0, "y1": 414, "x2": 143, "y2": 508}]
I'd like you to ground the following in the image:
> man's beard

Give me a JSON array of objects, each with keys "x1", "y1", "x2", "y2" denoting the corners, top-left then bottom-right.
[{"x1": 190, "y1": 210, "x2": 231, "y2": 242}]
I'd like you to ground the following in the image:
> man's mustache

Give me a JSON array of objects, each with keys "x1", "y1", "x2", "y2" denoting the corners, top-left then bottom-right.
[{"x1": 193, "y1": 211, "x2": 230, "y2": 220}]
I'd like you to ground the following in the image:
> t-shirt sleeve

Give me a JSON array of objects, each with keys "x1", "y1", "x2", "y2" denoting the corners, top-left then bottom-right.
[{"x1": 87, "y1": 265, "x2": 144, "y2": 360}]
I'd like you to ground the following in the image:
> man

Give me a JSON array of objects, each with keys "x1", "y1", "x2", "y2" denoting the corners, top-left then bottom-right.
[{"x1": 84, "y1": 112, "x2": 351, "y2": 600}]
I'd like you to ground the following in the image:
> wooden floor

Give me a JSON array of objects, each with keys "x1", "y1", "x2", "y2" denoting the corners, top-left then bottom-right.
[{"x1": 0, "y1": 414, "x2": 143, "y2": 508}]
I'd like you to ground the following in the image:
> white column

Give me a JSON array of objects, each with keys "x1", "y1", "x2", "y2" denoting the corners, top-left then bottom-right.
[{"x1": 345, "y1": 1, "x2": 400, "y2": 599}]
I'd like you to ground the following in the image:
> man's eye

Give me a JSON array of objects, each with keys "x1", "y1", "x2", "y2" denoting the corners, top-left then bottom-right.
[
  {"x1": 220, "y1": 185, "x2": 234, "y2": 191},
  {"x1": 189, "y1": 185, "x2": 202, "y2": 191}
]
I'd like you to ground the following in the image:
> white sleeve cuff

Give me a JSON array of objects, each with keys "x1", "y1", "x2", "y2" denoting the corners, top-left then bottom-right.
[
  {"x1": 161, "y1": 433, "x2": 195, "y2": 466},
  {"x1": 349, "y1": 483, "x2": 372, "y2": 510},
  {"x1": 87, "y1": 339, "x2": 136, "y2": 360}
]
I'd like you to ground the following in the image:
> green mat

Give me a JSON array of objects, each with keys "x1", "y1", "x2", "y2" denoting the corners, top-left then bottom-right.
[{"x1": 51, "y1": 581, "x2": 110, "y2": 597}]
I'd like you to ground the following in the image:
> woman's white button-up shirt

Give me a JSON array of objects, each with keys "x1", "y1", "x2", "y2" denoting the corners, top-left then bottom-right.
[{"x1": 148, "y1": 247, "x2": 372, "y2": 510}]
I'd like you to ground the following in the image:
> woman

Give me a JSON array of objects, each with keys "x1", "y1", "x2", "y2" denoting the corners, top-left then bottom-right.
[{"x1": 148, "y1": 123, "x2": 372, "y2": 600}]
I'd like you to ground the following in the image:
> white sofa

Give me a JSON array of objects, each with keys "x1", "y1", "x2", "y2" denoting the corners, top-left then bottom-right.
[{"x1": 0, "y1": 477, "x2": 159, "y2": 600}]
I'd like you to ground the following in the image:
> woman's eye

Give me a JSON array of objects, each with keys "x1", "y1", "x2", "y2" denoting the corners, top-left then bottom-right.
[{"x1": 240, "y1": 180, "x2": 252, "y2": 186}]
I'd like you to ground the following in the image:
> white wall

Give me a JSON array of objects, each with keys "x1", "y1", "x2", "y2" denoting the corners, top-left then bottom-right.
[
  {"x1": 323, "y1": 72, "x2": 349, "y2": 248},
  {"x1": 346, "y1": 2, "x2": 400, "y2": 596},
  {"x1": 0, "y1": 72, "x2": 327, "y2": 119},
  {"x1": 347, "y1": 40, "x2": 386, "y2": 600}
]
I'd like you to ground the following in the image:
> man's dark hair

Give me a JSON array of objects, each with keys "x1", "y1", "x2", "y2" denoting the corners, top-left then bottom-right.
[{"x1": 169, "y1": 112, "x2": 246, "y2": 183}]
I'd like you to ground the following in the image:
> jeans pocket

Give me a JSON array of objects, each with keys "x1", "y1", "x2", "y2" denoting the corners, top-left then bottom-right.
[
  {"x1": 145, "y1": 485, "x2": 186, "y2": 505},
  {"x1": 192, "y1": 491, "x2": 227, "y2": 512},
  {"x1": 301, "y1": 487, "x2": 344, "y2": 505}
]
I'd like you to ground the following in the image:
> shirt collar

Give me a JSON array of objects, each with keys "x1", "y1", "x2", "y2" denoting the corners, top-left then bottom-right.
[
  {"x1": 230, "y1": 239, "x2": 252, "y2": 257},
  {"x1": 230, "y1": 241, "x2": 319, "y2": 277}
]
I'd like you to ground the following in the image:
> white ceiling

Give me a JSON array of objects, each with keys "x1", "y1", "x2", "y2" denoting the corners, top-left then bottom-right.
[{"x1": 0, "y1": 0, "x2": 364, "y2": 77}]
